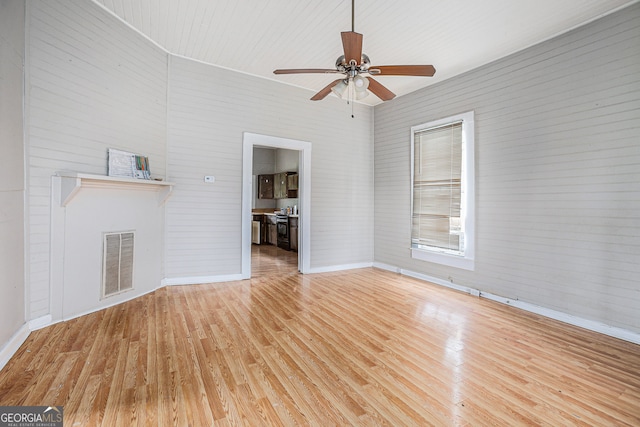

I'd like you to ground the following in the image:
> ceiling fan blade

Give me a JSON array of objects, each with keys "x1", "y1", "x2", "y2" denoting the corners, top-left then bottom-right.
[
  {"x1": 370, "y1": 65, "x2": 436, "y2": 76},
  {"x1": 310, "y1": 79, "x2": 344, "y2": 101},
  {"x1": 341, "y1": 31, "x2": 363, "y2": 65},
  {"x1": 366, "y1": 77, "x2": 396, "y2": 101},
  {"x1": 274, "y1": 68, "x2": 340, "y2": 75}
]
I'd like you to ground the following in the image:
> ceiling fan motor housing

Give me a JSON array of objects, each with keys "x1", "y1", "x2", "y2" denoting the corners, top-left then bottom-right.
[{"x1": 336, "y1": 53, "x2": 371, "y2": 76}]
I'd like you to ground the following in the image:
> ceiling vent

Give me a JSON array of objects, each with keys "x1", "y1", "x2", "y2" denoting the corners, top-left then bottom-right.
[{"x1": 102, "y1": 231, "x2": 134, "y2": 298}]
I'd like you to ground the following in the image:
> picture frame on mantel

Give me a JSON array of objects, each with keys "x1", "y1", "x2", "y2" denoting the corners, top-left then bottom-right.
[{"x1": 108, "y1": 148, "x2": 150, "y2": 180}]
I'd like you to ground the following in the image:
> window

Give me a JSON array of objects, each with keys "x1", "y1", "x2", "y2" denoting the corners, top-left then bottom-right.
[{"x1": 411, "y1": 111, "x2": 475, "y2": 270}]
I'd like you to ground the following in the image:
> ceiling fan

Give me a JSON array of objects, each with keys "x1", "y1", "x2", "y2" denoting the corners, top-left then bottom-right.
[{"x1": 273, "y1": 0, "x2": 435, "y2": 102}]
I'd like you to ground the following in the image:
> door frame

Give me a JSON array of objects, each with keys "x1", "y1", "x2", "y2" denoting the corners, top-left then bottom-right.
[{"x1": 241, "y1": 132, "x2": 311, "y2": 277}]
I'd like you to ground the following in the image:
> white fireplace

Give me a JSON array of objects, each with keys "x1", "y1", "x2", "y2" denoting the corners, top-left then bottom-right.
[{"x1": 50, "y1": 172, "x2": 173, "y2": 321}]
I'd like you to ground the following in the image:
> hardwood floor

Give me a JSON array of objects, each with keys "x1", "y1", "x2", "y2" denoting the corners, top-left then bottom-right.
[
  {"x1": 251, "y1": 243, "x2": 299, "y2": 278},
  {"x1": 1, "y1": 249, "x2": 639, "y2": 425}
]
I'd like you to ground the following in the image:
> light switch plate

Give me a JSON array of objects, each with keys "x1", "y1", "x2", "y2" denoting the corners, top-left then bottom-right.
[{"x1": 204, "y1": 176, "x2": 215, "y2": 183}]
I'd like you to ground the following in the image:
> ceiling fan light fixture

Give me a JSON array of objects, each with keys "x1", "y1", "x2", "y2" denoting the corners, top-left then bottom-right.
[
  {"x1": 331, "y1": 80, "x2": 349, "y2": 98},
  {"x1": 355, "y1": 89, "x2": 369, "y2": 100},
  {"x1": 353, "y1": 75, "x2": 369, "y2": 92}
]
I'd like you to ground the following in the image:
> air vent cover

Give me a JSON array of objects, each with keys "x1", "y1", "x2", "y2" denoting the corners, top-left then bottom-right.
[{"x1": 102, "y1": 231, "x2": 134, "y2": 298}]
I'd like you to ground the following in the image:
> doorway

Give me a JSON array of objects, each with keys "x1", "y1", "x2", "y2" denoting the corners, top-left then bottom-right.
[{"x1": 241, "y1": 132, "x2": 311, "y2": 278}]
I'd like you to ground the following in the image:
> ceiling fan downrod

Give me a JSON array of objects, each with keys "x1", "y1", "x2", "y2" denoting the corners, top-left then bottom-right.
[{"x1": 351, "y1": 0, "x2": 355, "y2": 32}]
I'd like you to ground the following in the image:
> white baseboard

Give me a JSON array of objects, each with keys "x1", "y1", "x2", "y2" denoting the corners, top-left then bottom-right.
[
  {"x1": 306, "y1": 262, "x2": 373, "y2": 274},
  {"x1": 0, "y1": 314, "x2": 57, "y2": 371},
  {"x1": 163, "y1": 263, "x2": 376, "y2": 285},
  {"x1": 162, "y1": 274, "x2": 246, "y2": 286},
  {"x1": 0, "y1": 323, "x2": 30, "y2": 371},
  {"x1": 28, "y1": 314, "x2": 52, "y2": 331},
  {"x1": 59, "y1": 286, "x2": 164, "y2": 323},
  {"x1": 373, "y1": 262, "x2": 640, "y2": 345},
  {"x1": 479, "y1": 293, "x2": 640, "y2": 345}
]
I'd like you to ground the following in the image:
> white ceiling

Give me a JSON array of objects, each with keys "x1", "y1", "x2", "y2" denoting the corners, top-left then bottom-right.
[{"x1": 95, "y1": 0, "x2": 636, "y2": 105}]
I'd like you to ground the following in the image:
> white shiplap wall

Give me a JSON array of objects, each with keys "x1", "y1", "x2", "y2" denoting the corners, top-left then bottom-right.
[
  {"x1": 166, "y1": 56, "x2": 374, "y2": 279},
  {"x1": 27, "y1": 0, "x2": 168, "y2": 319},
  {"x1": 374, "y1": 4, "x2": 640, "y2": 333},
  {"x1": 0, "y1": 0, "x2": 26, "y2": 348}
]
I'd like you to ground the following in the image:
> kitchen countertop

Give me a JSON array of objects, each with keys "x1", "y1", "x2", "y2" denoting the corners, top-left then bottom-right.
[{"x1": 252, "y1": 211, "x2": 297, "y2": 217}]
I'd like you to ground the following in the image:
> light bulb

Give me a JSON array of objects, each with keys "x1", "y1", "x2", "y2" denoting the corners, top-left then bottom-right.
[{"x1": 353, "y1": 75, "x2": 369, "y2": 91}]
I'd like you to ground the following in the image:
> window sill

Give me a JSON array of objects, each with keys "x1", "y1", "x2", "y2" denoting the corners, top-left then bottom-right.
[{"x1": 411, "y1": 248, "x2": 475, "y2": 271}]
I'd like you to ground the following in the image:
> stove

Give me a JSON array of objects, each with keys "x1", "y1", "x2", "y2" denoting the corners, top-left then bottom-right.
[{"x1": 276, "y1": 215, "x2": 289, "y2": 250}]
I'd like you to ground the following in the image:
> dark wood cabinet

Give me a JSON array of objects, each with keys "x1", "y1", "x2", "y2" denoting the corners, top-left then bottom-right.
[
  {"x1": 272, "y1": 172, "x2": 298, "y2": 199},
  {"x1": 274, "y1": 173, "x2": 287, "y2": 199},
  {"x1": 260, "y1": 172, "x2": 298, "y2": 200},
  {"x1": 258, "y1": 174, "x2": 274, "y2": 199},
  {"x1": 287, "y1": 174, "x2": 298, "y2": 198},
  {"x1": 268, "y1": 224, "x2": 277, "y2": 245},
  {"x1": 265, "y1": 214, "x2": 277, "y2": 245},
  {"x1": 252, "y1": 214, "x2": 263, "y2": 244}
]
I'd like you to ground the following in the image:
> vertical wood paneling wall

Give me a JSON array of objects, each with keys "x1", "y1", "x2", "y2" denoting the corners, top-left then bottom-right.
[
  {"x1": 374, "y1": 4, "x2": 640, "y2": 333},
  {"x1": 0, "y1": 0, "x2": 26, "y2": 346},
  {"x1": 24, "y1": 0, "x2": 374, "y2": 321},
  {"x1": 27, "y1": 0, "x2": 168, "y2": 319},
  {"x1": 165, "y1": 56, "x2": 374, "y2": 279}
]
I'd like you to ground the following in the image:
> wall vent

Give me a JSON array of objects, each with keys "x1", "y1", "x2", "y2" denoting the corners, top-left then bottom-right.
[{"x1": 102, "y1": 231, "x2": 134, "y2": 298}]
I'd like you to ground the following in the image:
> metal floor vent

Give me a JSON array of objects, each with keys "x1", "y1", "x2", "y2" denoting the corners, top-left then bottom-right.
[{"x1": 102, "y1": 231, "x2": 134, "y2": 298}]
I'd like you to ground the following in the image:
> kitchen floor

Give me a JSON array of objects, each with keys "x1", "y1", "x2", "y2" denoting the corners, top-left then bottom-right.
[{"x1": 251, "y1": 244, "x2": 298, "y2": 278}]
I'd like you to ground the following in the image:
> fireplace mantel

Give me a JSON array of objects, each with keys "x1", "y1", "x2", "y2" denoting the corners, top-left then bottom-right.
[{"x1": 56, "y1": 171, "x2": 174, "y2": 206}]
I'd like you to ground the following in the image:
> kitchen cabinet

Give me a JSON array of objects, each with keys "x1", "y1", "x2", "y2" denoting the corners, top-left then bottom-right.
[
  {"x1": 287, "y1": 174, "x2": 298, "y2": 198},
  {"x1": 258, "y1": 174, "x2": 274, "y2": 199},
  {"x1": 289, "y1": 216, "x2": 298, "y2": 252},
  {"x1": 273, "y1": 172, "x2": 298, "y2": 199},
  {"x1": 265, "y1": 214, "x2": 277, "y2": 245},
  {"x1": 252, "y1": 214, "x2": 270, "y2": 244},
  {"x1": 274, "y1": 173, "x2": 286, "y2": 199},
  {"x1": 252, "y1": 214, "x2": 262, "y2": 244}
]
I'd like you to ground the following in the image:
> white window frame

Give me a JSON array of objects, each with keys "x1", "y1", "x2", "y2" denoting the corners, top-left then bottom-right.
[{"x1": 410, "y1": 111, "x2": 475, "y2": 271}]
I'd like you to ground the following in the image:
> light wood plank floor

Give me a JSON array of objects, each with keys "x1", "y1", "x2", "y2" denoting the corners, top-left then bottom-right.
[
  {"x1": 250, "y1": 243, "x2": 299, "y2": 278},
  {"x1": 1, "y1": 247, "x2": 639, "y2": 425}
]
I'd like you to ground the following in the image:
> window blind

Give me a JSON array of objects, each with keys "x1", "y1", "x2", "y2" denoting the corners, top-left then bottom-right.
[{"x1": 412, "y1": 122, "x2": 463, "y2": 253}]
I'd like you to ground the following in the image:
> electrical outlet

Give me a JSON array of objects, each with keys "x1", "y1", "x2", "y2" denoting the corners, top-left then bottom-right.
[{"x1": 204, "y1": 176, "x2": 215, "y2": 183}]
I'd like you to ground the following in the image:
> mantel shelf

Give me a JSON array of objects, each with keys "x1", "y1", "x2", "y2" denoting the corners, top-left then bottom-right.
[{"x1": 56, "y1": 171, "x2": 174, "y2": 206}]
